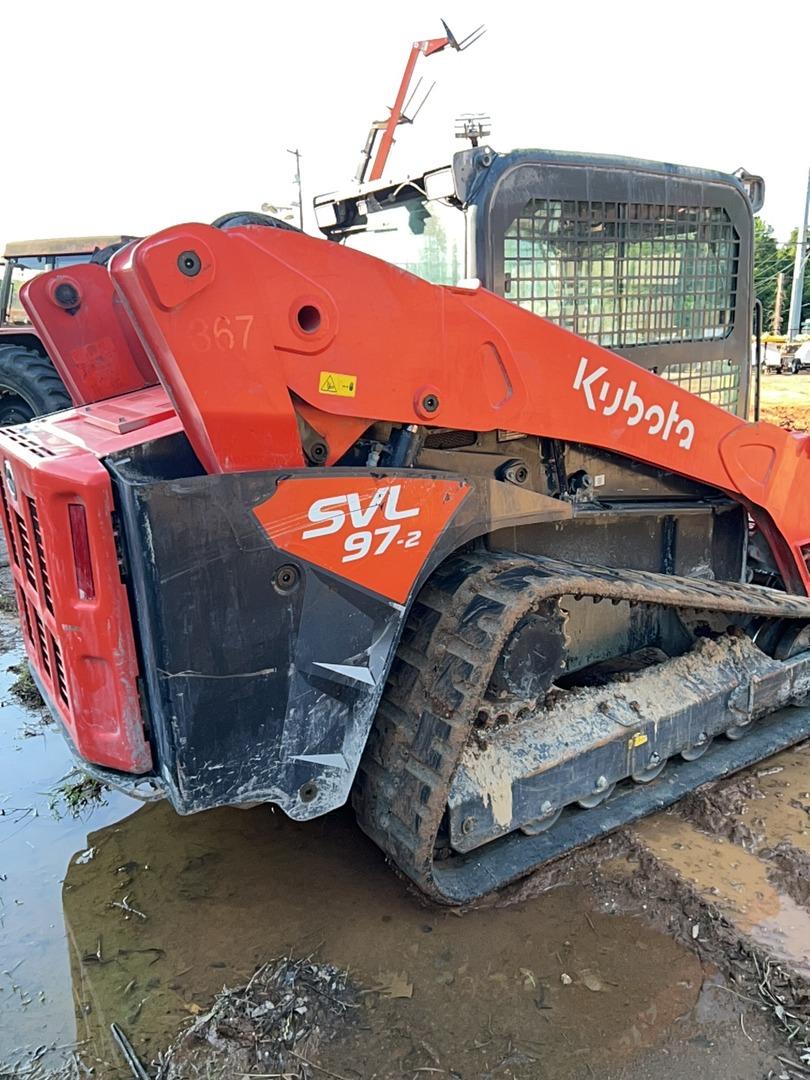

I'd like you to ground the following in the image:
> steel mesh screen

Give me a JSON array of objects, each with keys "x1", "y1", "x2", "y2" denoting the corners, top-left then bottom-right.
[
  {"x1": 658, "y1": 359, "x2": 740, "y2": 410},
  {"x1": 504, "y1": 200, "x2": 738, "y2": 348}
]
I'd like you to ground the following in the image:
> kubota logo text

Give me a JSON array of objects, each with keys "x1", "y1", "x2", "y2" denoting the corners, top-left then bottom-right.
[
  {"x1": 573, "y1": 357, "x2": 696, "y2": 450},
  {"x1": 303, "y1": 484, "x2": 422, "y2": 563}
]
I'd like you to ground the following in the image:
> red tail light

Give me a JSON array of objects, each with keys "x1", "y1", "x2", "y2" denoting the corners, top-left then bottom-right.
[{"x1": 69, "y1": 504, "x2": 96, "y2": 600}]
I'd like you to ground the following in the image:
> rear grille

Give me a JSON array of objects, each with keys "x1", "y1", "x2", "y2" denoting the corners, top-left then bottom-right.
[
  {"x1": 6, "y1": 488, "x2": 69, "y2": 715},
  {"x1": 0, "y1": 427, "x2": 57, "y2": 458},
  {"x1": 33, "y1": 611, "x2": 51, "y2": 678},
  {"x1": 0, "y1": 481, "x2": 19, "y2": 567},
  {"x1": 0, "y1": 415, "x2": 153, "y2": 775},
  {"x1": 14, "y1": 510, "x2": 36, "y2": 589},
  {"x1": 27, "y1": 498, "x2": 53, "y2": 613},
  {"x1": 50, "y1": 633, "x2": 69, "y2": 706},
  {"x1": 16, "y1": 585, "x2": 33, "y2": 644}
]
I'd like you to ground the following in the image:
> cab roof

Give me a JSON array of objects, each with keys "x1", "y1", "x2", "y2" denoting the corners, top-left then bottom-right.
[{"x1": 3, "y1": 236, "x2": 135, "y2": 259}]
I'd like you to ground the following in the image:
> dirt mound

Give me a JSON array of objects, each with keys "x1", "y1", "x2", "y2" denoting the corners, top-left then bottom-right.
[
  {"x1": 760, "y1": 403, "x2": 810, "y2": 431},
  {"x1": 758, "y1": 374, "x2": 810, "y2": 432}
]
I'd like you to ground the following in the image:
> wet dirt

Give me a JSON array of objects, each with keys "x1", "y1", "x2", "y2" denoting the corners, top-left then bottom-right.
[
  {"x1": 632, "y1": 811, "x2": 810, "y2": 978},
  {"x1": 0, "y1": 570, "x2": 797, "y2": 1080},
  {"x1": 0, "y1": 635, "x2": 134, "y2": 1070},
  {"x1": 628, "y1": 743, "x2": 810, "y2": 976},
  {"x1": 592, "y1": 742, "x2": 810, "y2": 1075},
  {"x1": 61, "y1": 799, "x2": 753, "y2": 1079}
]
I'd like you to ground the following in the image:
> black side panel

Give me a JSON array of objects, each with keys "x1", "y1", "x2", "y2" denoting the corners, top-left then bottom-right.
[
  {"x1": 107, "y1": 453, "x2": 510, "y2": 820},
  {"x1": 111, "y1": 464, "x2": 403, "y2": 819}
]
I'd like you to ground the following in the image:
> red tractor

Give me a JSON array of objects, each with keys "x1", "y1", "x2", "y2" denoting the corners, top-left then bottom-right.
[{"x1": 0, "y1": 236, "x2": 136, "y2": 423}]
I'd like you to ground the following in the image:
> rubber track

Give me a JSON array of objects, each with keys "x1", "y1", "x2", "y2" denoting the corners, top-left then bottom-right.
[{"x1": 353, "y1": 552, "x2": 810, "y2": 903}]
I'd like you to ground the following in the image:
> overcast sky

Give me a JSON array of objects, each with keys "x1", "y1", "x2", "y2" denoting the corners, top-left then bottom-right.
[{"x1": 3, "y1": 0, "x2": 807, "y2": 250}]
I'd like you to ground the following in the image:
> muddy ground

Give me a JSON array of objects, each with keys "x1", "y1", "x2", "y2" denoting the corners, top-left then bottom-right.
[{"x1": 3, "y1": 376, "x2": 810, "y2": 1079}]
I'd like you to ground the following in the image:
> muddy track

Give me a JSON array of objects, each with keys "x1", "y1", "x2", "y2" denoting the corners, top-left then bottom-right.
[{"x1": 355, "y1": 549, "x2": 810, "y2": 904}]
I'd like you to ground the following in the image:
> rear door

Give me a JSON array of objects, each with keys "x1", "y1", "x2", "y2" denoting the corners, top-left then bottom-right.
[{"x1": 479, "y1": 154, "x2": 753, "y2": 417}]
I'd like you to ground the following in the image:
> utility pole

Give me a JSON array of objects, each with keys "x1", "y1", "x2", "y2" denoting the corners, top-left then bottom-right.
[
  {"x1": 287, "y1": 148, "x2": 303, "y2": 231},
  {"x1": 773, "y1": 271, "x2": 785, "y2": 333},
  {"x1": 787, "y1": 166, "x2": 810, "y2": 340}
]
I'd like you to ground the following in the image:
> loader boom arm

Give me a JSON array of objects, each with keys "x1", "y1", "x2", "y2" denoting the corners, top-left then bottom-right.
[{"x1": 102, "y1": 224, "x2": 810, "y2": 595}]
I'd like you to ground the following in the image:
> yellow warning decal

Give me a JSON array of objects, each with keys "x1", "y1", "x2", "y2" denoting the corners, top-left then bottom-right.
[
  {"x1": 318, "y1": 371, "x2": 357, "y2": 397},
  {"x1": 628, "y1": 732, "x2": 648, "y2": 749}
]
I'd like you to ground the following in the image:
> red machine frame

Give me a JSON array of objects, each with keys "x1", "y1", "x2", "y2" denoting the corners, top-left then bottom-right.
[
  {"x1": 106, "y1": 223, "x2": 810, "y2": 595},
  {"x1": 6, "y1": 220, "x2": 810, "y2": 779}
]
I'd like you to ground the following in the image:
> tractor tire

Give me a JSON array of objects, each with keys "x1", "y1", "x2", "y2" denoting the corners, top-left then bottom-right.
[{"x1": 0, "y1": 345, "x2": 72, "y2": 426}]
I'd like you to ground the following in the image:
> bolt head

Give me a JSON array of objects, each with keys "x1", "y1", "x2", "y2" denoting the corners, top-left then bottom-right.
[
  {"x1": 594, "y1": 775, "x2": 609, "y2": 792},
  {"x1": 177, "y1": 250, "x2": 202, "y2": 277},
  {"x1": 54, "y1": 282, "x2": 80, "y2": 309},
  {"x1": 273, "y1": 564, "x2": 300, "y2": 594},
  {"x1": 540, "y1": 800, "x2": 554, "y2": 816}
]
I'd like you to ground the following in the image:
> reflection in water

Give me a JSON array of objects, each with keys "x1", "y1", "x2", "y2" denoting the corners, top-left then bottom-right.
[
  {"x1": 0, "y1": 636, "x2": 133, "y2": 1069},
  {"x1": 62, "y1": 800, "x2": 707, "y2": 1079}
]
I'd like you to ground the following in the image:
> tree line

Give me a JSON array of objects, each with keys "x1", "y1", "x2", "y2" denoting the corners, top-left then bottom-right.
[{"x1": 754, "y1": 218, "x2": 809, "y2": 334}]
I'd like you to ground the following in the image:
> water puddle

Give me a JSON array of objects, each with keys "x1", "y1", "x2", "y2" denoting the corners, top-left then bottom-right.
[
  {"x1": 58, "y1": 794, "x2": 721, "y2": 1077},
  {"x1": 0, "y1": 631, "x2": 132, "y2": 1066},
  {"x1": 0, "y1": 603, "x2": 784, "y2": 1078}
]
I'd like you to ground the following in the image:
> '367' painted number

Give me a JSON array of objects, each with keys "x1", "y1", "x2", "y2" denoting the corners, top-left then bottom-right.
[{"x1": 188, "y1": 314, "x2": 254, "y2": 352}]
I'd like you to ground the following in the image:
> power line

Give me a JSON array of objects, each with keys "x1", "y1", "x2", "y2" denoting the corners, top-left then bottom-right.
[
  {"x1": 754, "y1": 252, "x2": 793, "y2": 277},
  {"x1": 756, "y1": 251, "x2": 810, "y2": 289},
  {"x1": 755, "y1": 267, "x2": 791, "y2": 288}
]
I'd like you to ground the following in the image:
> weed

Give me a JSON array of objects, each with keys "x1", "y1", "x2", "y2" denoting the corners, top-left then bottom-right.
[
  {"x1": 8, "y1": 663, "x2": 44, "y2": 709},
  {"x1": 49, "y1": 771, "x2": 108, "y2": 819}
]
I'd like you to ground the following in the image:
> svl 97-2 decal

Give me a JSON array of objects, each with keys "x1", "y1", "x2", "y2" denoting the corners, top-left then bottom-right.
[{"x1": 254, "y1": 476, "x2": 469, "y2": 603}]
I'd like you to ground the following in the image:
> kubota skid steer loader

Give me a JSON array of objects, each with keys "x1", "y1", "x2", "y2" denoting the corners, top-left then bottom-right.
[{"x1": 3, "y1": 152, "x2": 810, "y2": 904}]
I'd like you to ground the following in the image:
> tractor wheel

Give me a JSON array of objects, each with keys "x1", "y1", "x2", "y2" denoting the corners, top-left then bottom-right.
[{"x1": 0, "y1": 345, "x2": 71, "y2": 426}]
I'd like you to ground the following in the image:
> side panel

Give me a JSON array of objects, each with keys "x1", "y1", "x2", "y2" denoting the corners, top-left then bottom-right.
[{"x1": 108, "y1": 461, "x2": 562, "y2": 817}]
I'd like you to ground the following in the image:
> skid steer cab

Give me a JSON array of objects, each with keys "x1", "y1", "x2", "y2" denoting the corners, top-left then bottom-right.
[{"x1": 3, "y1": 148, "x2": 810, "y2": 905}]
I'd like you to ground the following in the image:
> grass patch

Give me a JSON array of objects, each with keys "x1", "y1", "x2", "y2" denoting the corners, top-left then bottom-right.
[
  {"x1": 8, "y1": 662, "x2": 44, "y2": 709},
  {"x1": 49, "y1": 771, "x2": 109, "y2": 819}
]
